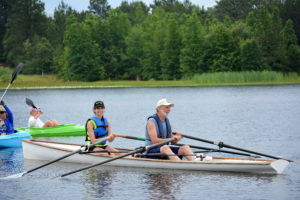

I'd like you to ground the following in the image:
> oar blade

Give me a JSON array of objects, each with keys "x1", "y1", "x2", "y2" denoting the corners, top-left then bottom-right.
[
  {"x1": 25, "y1": 98, "x2": 37, "y2": 108},
  {"x1": 1, "y1": 171, "x2": 27, "y2": 179},
  {"x1": 10, "y1": 63, "x2": 24, "y2": 84}
]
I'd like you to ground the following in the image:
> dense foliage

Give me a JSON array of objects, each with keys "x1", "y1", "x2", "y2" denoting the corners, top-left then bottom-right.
[
  {"x1": 0, "y1": 66, "x2": 11, "y2": 81},
  {"x1": 0, "y1": 0, "x2": 299, "y2": 81}
]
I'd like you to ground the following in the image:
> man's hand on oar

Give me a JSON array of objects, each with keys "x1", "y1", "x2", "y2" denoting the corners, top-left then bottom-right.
[
  {"x1": 180, "y1": 133, "x2": 293, "y2": 162},
  {"x1": 55, "y1": 138, "x2": 176, "y2": 179}
]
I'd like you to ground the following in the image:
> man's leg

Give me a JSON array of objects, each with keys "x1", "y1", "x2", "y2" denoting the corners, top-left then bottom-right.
[
  {"x1": 178, "y1": 145, "x2": 195, "y2": 161},
  {"x1": 160, "y1": 145, "x2": 181, "y2": 161},
  {"x1": 42, "y1": 120, "x2": 54, "y2": 128}
]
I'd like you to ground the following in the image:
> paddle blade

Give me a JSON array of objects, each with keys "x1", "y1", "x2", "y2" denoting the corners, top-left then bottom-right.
[
  {"x1": 10, "y1": 63, "x2": 24, "y2": 84},
  {"x1": 1, "y1": 171, "x2": 27, "y2": 179},
  {"x1": 26, "y1": 98, "x2": 37, "y2": 108}
]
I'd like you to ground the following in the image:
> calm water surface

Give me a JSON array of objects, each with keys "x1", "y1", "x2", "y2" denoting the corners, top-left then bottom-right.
[{"x1": 0, "y1": 85, "x2": 300, "y2": 200}]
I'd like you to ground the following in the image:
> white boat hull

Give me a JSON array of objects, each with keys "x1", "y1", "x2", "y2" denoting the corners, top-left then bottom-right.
[{"x1": 22, "y1": 139, "x2": 289, "y2": 174}]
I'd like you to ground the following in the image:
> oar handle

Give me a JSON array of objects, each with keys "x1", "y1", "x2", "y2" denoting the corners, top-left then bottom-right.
[{"x1": 114, "y1": 133, "x2": 147, "y2": 141}]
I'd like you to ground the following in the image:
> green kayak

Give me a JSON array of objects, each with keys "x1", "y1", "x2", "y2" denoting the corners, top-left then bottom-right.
[{"x1": 16, "y1": 124, "x2": 85, "y2": 137}]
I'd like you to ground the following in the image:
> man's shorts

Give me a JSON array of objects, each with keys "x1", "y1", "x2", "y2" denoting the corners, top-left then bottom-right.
[{"x1": 144, "y1": 146, "x2": 180, "y2": 159}]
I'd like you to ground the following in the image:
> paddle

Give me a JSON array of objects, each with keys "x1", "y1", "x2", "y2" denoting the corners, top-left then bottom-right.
[
  {"x1": 180, "y1": 133, "x2": 293, "y2": 162},
  {"x1": 114, "y1": 134, "x2": 257, "y2": 157},
  {"x1": 26, "y1": 98, "x2": 51, "y2": 120},
  {"x1": 0, "y1": 63, "x2": 24, "y2": 101},
  {"x1": 57, "y1": 138, "x2": 176, "y2": 178},
  {"x1": 3, "y1": 139, "x2": 108, "y2": 178},
  {"x1": 25, "y1": 98, "x2": 37, "y2": 109}
]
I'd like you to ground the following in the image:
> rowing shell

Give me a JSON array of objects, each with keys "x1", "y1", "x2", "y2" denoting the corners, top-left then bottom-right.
[{"x1": 22, "y1": 139, "x2": 289, "y2": 174}]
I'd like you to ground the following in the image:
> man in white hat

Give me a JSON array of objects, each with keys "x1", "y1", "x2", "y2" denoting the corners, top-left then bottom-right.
[{"x1": 145, "y1": 98, "x2": 195, "y2": 161}]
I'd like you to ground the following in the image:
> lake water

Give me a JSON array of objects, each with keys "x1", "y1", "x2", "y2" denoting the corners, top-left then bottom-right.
[{"x1": 0, "y1": 85, "x2": 300, "y2": 200}]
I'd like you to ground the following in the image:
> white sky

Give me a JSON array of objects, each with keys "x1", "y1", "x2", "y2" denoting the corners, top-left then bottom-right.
[{"x1": 41, "y1": 0, "x2": 217, "y2": 15}]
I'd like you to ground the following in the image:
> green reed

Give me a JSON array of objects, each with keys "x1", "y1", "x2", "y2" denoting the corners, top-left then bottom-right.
[{"x1": 191, "y1": 71, "x2": 299, "y2": 84}]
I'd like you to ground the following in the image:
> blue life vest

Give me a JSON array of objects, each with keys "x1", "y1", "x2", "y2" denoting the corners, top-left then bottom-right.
[
  {"x1": 147, "y1": 114, "x2": 172, "y2": 138},
  {"x1": 85, "y1": 116, "x2": 108, "y2": 145}
]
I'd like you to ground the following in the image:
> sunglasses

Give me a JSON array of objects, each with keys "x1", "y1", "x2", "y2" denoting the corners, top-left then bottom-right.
[{"x1": 0, "y1": 111, "x2": 6, "y2": 114}]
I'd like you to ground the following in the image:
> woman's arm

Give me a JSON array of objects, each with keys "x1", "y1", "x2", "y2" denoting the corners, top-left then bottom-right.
[
  {"x1": 107, "y1": 122, "x2": 115, "y2": 142},
  {"x1": 4, "y1": 105, "x2": 13, "y2": 124}
]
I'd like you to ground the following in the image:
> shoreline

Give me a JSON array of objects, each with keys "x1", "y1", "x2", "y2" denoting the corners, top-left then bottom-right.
[
  {"x1": 1, "y1": 74, "x2": 300, "y2": 89},
  {"x1": 1, "y1": 81, "x2": 300, "y2": 90}
]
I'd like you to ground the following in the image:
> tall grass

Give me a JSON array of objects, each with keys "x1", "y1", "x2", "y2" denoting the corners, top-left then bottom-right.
[
  {"x1": 1, "y1": 72, "x2": 299, "y2": 89},
  {"x1": 191, "y1": 71, "x2": 299, "y2": 84},
  {"x1": 0, "y1": 67, "x2": 11, "y2": 82}
]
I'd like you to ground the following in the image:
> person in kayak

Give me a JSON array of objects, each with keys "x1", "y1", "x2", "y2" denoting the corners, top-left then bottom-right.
[
  {"x1": 28, "y1": 107, "x2": 59, "y2": 128},
  {"x1": 85, "y1": 100, "x2": 119, "y2": 156},
  {"x1": 145, "y1": 98, "x2": 195, "y2": 161},
  {"x1": 0, "y1": 100, "x2": 14, "y2": 136}
]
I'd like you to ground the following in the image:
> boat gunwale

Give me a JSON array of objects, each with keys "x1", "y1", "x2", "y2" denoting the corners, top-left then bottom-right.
[{"x1": 22, "y1": 139, "x2": 275, "y2": 165}]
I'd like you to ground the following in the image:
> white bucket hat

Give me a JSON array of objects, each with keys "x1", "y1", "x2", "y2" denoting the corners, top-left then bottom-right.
[{"x1": 156, "y1": 98, "x2": 174, "y2": 108}]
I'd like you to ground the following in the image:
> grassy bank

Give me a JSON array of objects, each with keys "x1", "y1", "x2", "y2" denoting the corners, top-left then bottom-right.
[
  {"x1": 0, "y1": 72, "x2": 300, "y2": 89},
  {"x1": 191, "y1": 71, "x2": 300, "y2": 84}
]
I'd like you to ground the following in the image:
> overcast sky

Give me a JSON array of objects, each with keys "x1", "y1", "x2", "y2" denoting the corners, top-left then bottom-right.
[{"x1": 41, "y1": 0, "x2": 217, "y2": 15}]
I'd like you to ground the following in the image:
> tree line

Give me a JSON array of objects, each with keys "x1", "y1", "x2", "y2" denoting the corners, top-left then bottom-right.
[{"x1": 0, "y1": 0, "x2": 300, "y2": 81}]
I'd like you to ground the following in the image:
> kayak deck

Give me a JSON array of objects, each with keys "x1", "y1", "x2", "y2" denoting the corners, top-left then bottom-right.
[
  {"x1": 0, "y1": 131, "x2": 31, "y2": 148},
  {"x1": 16, "y1": 124, "x2": 85, "y2": 137}
]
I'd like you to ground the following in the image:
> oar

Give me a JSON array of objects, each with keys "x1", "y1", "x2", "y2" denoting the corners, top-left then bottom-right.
[
  {"x1": 3, "y1": 139, "x2": 108, "y2": 179},
  {"x1": 56, "y1": 138, "x2": 176, "y2": 178},
  {"x1": 114, "y1": 133, "x2": 147, "y2": 141},
  {"x1": 0, "y1": 63, "x2": 24, "y2": 101},
  {"x1": 174, "y1": 143, "x2": 257, "y2": 157},
  {"x1": 180, "y1": 133, "x2": 293, "y2": 162},
  {"x1": 114, "y1": 134, "x2": 257, "y2": 157}
]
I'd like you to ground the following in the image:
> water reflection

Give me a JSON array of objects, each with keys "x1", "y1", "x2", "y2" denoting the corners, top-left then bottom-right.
[
  {"x1": 85, "y1": 169, "x2": 116, "y2": 199},
  {"x1": 0, "y1": 86, "x2": 299, "y2": 199},
  {"x1": 144, "y1": 172, "x2": 184, "y2": 200},
  {"x1": 0, "y1": 148, "x2": 23, "y2": 174}
]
